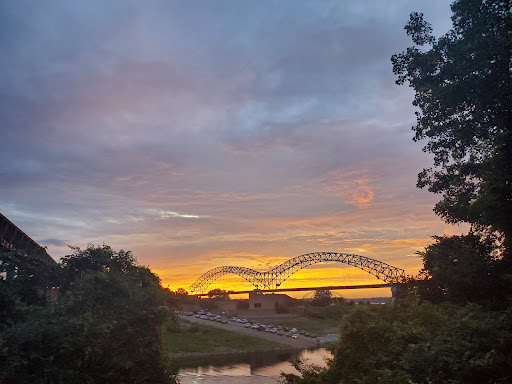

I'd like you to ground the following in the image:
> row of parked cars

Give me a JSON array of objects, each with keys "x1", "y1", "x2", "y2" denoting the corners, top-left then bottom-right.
[
  {"x1": 195, "y1": 310, "x2": 229, "y2": 323},
  {"x1": 227, "y1": 315, "x2": 318, "y2": 339},
  {"x1": 180, "y1": 310, "x2": 318, "y2": 339}
]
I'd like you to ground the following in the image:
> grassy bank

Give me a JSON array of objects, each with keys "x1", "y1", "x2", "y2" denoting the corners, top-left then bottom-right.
[
  {"x1": 242, "y1": 306, "x2": 352, "y2": 336},
  {"x1": 161, "y1": 320, "x2": 288, "y2": 357},
  {"x1": 245, "y1": 315, "x2": 340, "y2": 336}
]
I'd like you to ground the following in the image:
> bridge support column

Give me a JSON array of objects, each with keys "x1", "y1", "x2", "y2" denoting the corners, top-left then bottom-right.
[{"x1": 390, "y1": 284, "x2": 398, "y2": 302}]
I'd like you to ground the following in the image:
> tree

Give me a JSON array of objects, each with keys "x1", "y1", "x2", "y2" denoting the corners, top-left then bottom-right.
[
  {"x1": 311, "y1": 289, "x2": 333, "y2": 307},
  {"x1": 59, "y1": 244, "x2": 136, "y2": 285},
  {"x1": 413, "y1": 233, "x2": 508, "y2": 307},
  {"x1": 207, "y1": 288, "x2": 230, "y2": 300},
  {"x1": 0, "y1": 245, "x2": 177, "y2": 384},
  {"x1": 391, "y1": 0, "x2": 512, "y2": 259},
  {"x1": 175, "y1": 287, "x2": 188, "y2": 296},
  {"x1": 0, "y1": 247, "x2": 59, "y2": 333},
  {"x1": 281, "y1": 303, "x2": 512, "y2": 384}
]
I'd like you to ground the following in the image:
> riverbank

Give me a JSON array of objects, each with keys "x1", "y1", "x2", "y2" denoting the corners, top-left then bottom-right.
[{"x1": 162, "y1": 317, "x2": 299, "y2": 360}]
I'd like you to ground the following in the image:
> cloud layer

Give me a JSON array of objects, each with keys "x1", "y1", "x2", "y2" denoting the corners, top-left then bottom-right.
[{"x1": 0, "y1": 1, "x2": 461, "y2": 296}]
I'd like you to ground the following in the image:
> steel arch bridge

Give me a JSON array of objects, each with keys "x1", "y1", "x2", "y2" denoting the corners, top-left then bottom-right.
[{"x1": 189, "y1": 252, "x2": 405, "y2": 294}]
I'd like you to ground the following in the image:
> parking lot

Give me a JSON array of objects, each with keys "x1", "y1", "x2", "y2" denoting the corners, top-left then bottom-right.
[{"x1": 179, "y1": 313, "x2": 319, "y2": 348}]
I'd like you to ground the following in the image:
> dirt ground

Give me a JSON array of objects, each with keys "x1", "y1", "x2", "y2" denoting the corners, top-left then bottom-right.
[{"x1": 179, "y1": 315, "x2": 319, "y2": 349}]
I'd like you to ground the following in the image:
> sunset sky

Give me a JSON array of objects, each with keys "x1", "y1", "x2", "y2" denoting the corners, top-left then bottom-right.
[{"x1": 1, "y1": 1, "x2": 466, "y2": 297}]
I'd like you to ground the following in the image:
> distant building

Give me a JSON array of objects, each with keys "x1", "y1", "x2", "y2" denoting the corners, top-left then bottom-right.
[{"x1": 248, "y1": 291, "x2": 294, "y2": 310}]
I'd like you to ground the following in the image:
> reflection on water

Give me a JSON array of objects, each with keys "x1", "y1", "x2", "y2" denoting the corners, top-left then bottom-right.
[{"x1": 177, "y1": 348, "x2": 332, "y2": 384}]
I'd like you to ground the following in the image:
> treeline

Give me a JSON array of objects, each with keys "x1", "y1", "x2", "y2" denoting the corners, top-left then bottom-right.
[
  {"x1": 283, "y1": 301, "x2": 512, "y2": 384},
  {"x1": 0, "y1": 244, "x2": 179, "y2": 384}
]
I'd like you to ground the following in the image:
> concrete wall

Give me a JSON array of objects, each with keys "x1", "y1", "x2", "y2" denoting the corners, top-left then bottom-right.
[{"x1": 248, "y1": 291, "x2": 293, "y2": 310}]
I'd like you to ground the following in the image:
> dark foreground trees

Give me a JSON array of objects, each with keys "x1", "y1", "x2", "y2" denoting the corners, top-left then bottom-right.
[
  {"x1": 283, "y1": 302, "x2": 512, "y2": 384},
  {"x1": 0, "y1": 244, "x2": 178, "y2": 384},
  {"x1": 391, "y1": 0, "x2": 512, "y2": 307},
  {"x1": 410, "y1": 233, "x2": 511, "y2": 308},
  {"x1": 392, "y1": 0, "x2": 512, "y2": 259}
]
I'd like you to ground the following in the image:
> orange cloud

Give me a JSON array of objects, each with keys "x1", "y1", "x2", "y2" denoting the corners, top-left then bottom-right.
[
  {"x1": 326, "y1": 170, "x2": 375, "y2": 207},
  {"x1": 348, "y1": 179, "x2": 374, "y2": 207}
]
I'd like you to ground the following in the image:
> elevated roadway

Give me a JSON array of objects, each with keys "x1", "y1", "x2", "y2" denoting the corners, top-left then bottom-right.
[
  {"x1": 0, "y1": 212, "x2": 55, "y2": 264},
  {"x1": 192, "y1": 283, "x2": 392, "y2": 297}
]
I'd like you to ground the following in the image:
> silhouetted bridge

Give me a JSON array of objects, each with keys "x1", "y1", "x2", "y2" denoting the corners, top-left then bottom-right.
[
  {"x1": 0, "y1": 213, "x2": 55, "y2": 265},
  {"x1": 190, "y1": 252, "x2": 405, "y2": 295},
  {"x1": 192, "y1": 284, "x2": 393, "y2": 297}
]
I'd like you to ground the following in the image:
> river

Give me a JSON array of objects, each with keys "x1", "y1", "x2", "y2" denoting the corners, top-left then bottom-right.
[{"x1": 176, "y1": 347, "x2": 332, "y2": 383}]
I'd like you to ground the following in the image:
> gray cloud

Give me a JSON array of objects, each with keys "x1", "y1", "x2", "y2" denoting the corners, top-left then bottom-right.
[
  {"x1": 1, "y1": 0, "x2": 456, "y2": 281},
  {"x1": 39, "y1": 238, "x2": 67, "y2": 247}
]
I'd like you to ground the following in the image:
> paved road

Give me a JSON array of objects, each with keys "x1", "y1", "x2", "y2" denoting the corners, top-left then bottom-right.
[{"x1": 179, "y1": 315, "x2": 318, "y2": 349}]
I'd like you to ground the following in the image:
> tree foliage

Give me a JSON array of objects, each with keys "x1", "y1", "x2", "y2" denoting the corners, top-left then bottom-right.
[
  {"x1": 311, "y1": 289, "x2": 333, "y2": 307},
  {"x1": 282, "y1": 302, "x2": 512, "y2": 384},
  {"x1": 412, "y1": 233, "x2": 510, "y2": 307},
  {"x1": 391, "y1": 0, "x2": 512, "y2": 257},
  {"x1": 207, "y1": 288, "x2": 230, "y2": 300},
  {"x1": 0, "y1": 244, "x2": 178, "y2": 384}
]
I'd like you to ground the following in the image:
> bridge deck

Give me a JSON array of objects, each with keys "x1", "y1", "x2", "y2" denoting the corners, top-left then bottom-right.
[
  {"x1": 0, "y1": 213, "x2": 55, "y2": 264},
  {"x1": 192, "y1": 283, "x2": 391, "y2": 297}
]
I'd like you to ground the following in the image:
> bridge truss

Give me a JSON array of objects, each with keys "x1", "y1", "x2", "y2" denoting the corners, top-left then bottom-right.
[
  {"x1": 189, "y1": 252, "x2": 405, "y2": 294},
  {"x1": 0, "y1": 213, "x2": 55, "y2": 265}
]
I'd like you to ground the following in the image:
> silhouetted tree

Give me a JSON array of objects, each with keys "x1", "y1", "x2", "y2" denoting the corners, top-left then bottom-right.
[
  {"x1": 414, "y1": 233, "x2": 510, "y2": 307},
  {"x1": 207, "y1": 288, "x2": 230, "y2": 300},
  {"x1": 0, "y1": 244, "x2": 177, "y2": 384},
  {"x1": 311, "y1": 289, "x2": 333, "y2": 307},
  {"x1": 392, "y1": 0, "x2": 512, "y2": 260}
]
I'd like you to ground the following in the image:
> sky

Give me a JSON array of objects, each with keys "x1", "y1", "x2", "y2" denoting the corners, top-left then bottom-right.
[{"x1": 0, "y1": 0, "x2": 464, "y2": 296}]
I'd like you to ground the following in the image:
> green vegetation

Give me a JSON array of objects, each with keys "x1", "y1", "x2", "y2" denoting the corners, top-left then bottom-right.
[
  {"x1": 0, "y1": 244, "x2": 178, "y2": 384},
  {"x1": 282, "y1": 1, "x2": 512, "y2": 382},
  {"x1": 162, "y1": 320, "x2": 284, "y2": 355},
  {"x1": 391, "y1": 0, "x2": 512, "y2": 259},
  {"x1": 404, "y1": 233, "x2": 509, "y2": 307},
  {"x1": 283, "y1": 301, "x2": 512, "y2": 384},
  {"x1": 207, "y1": 288, "x2": 230, "y2": 300}
]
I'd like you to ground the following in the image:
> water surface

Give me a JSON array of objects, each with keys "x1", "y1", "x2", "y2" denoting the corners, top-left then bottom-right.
[{"x1": 177, "y1": 348, "x2": 332, "y2": 384}]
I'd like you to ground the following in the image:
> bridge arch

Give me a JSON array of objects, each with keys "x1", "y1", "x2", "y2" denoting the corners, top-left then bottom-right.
[{"x1": 189, "y1": 252, "x2": 405, "y2": 294}]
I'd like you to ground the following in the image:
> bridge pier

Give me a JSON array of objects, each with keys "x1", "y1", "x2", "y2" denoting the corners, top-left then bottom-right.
[{"x1": 390, "y1": 284, "x2": 398, "y2": 302}]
